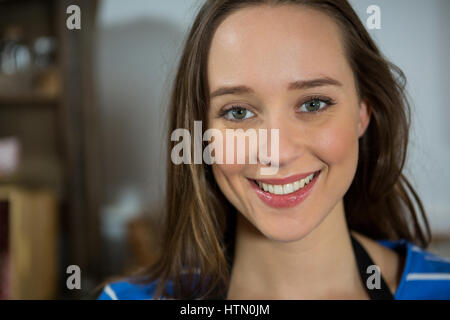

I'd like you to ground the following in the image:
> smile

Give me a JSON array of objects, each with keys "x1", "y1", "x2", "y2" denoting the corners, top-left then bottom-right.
[
  {"x1": 255, "y1": 172, "x2": 316, "y2": 195},
  {"x1": 249, "y1": 170, "x2": 321, "y2": 208}
]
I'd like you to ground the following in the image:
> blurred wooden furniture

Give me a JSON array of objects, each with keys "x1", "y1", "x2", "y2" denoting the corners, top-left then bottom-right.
[
  {"x1": 0, "y1": 0, "x2": 101, "y2": 299},
  {"x1": 0, "y1": 185, "x2": 58, "y2": 299}
]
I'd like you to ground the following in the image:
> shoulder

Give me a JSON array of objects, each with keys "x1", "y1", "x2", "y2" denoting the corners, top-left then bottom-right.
[
  {"x1": 352, "y1": 231, "x2": 404, "y2": 295},
  {"x1": 377, "y1": 238, "x2": 450, "y2": 300},
  {"x1": 97, "y1": 278, "x2": 174, "y2": 300},
  {"x1": 352, "y1": 231, "x2": 450, "y2": 300}
]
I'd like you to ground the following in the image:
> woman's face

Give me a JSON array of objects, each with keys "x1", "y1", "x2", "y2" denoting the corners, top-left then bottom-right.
[{"x1": 207, "y1": 5, "x2": 370, "y2": 242}]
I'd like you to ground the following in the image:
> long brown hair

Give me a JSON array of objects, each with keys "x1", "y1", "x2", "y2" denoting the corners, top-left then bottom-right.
[{"x1": 129, "y1": 0, "x2": 431, "y2": 300}]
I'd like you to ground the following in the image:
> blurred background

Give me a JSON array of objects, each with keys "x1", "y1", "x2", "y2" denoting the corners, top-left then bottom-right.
[{"x1": 0, "y1": 0, "x2": 448, "y2": 299}]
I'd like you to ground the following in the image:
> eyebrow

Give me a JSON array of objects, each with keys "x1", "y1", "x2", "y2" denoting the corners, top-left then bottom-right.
[{"x1": 210, "y1": 77, "x2": 343, "y2": 99}]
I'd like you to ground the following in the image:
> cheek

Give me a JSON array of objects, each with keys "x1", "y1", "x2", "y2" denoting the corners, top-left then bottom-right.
[
  {"x1": 208, "y1": 122, "x2": 258, "y2": 212},
  {"x1": 307, "y1": 115, "x2": 360, "y2": 218},
  {"x1": 316, "y1": 124, "x2": 358, "y2": 164},
  {"x1": 212, "y1": 162, "x2": 249, "y2": 211},
  {"x1": 213, "y1": 162, "x2": 246, "y2": 179},
  {"x1": 209, "y1": 130, "x2": 247, "y2": 178},
  {"x1": 210, "y1": 128, "x2": 259, "y2": 166}
]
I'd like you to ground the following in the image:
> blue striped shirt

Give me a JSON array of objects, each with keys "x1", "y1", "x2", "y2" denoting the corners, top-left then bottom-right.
[{"x1": 98, "y1": 239, "x2": 450, "y2": 300}]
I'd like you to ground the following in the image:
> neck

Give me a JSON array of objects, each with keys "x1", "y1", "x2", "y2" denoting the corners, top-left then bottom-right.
[{"x1": 227, "y1": 200, "x2": 368, "y2": 299}]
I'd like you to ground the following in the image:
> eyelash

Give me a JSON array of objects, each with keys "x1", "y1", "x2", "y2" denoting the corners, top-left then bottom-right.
[
  {"x1": 218, "y1": 105, "x2": 254, "y2": 122},
  {"x1": 297, "y1": 96, "x2": 337, "y2": 114},
  {"x1": 218, "y1": 96, "x2": 337, "y2": 122}
]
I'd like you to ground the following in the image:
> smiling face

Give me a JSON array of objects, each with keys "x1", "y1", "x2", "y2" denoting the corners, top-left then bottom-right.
[{"x1": 207, "y1": 4, "x2": 370, "y2": 242}]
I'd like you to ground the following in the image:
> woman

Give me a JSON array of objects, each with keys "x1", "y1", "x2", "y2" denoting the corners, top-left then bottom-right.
[{"x1": 98, "y1": 0, "x2": 450, "y2": 300}]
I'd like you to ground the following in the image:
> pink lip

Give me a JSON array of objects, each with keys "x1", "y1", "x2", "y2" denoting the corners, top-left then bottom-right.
[
  {"x1": 249, "y1": 170, "x2": 321, "y2": 209},
  {"x1": 255, "y1": 171, "x2": 318, "y2": 185}
]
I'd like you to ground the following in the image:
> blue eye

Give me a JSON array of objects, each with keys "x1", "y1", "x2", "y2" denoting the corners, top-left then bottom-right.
[
  {"x1": 223, "y1": 107, "x2": 255, "y2": 121},
  {"x1": 298, "y1": 98, "x2": 334, "y2": 113}
]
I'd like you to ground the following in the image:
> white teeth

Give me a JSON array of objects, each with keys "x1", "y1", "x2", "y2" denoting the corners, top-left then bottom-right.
[
  {"x1": 283, "y1": 183, "x2": 294, "y2": 194},
  {"x1": 299, "y1": 179, "x2": 305, "y2": 188},
  {"x1": 274, "y1": 185, "x2": 283, "y2": 195},
  {"x1": 255, "y1": 173, "x2": 316, "y2": 195}
]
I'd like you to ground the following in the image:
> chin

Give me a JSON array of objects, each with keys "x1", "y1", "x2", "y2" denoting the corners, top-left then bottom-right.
[
  {"x1": 252, "y1": 209, "x2": 321, "y2": 243},
  {"x1": 261, "y1": 227, "x2": 314, "y2": 243}
]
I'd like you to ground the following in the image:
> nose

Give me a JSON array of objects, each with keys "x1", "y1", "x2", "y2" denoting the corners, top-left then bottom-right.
[{"x1": 259, "y1": 112, "x2": 304, "y2": 169}]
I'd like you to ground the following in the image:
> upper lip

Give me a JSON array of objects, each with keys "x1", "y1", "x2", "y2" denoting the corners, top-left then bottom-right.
[{"x1": 252, "y1": 170, "x2": 320, "y2": 185}]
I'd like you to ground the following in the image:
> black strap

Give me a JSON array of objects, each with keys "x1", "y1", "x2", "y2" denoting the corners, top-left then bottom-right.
[{"x1": 350, "y1": 234, "x2": 395, "y2": 300}]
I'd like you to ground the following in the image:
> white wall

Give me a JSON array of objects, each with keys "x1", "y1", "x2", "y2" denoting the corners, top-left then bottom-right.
[
  {"x1": 349, "y1": 0, "x2": 450, "y2": 234},
  {"x1": 96, "y1": 0, "x2": 204, "y2": 243},
  {"x1": 95, "y1": 0, "x2": 450, "y2": 245}
]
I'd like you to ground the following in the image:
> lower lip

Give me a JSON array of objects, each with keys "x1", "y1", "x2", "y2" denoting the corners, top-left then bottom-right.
[{"x1": 249, "y1": 170, "x2": 321, "y2": 209}]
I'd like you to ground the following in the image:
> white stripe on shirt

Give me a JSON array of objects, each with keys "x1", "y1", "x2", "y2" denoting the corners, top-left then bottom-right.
[
  {"x1": 424, "y1": 255, "x2": 450, "y2": 263},
  {"x1": 406, "y1": 273, "x2": 450, "y2": 281},
  {"x1": 104, "y1": 284, "x2": 119, "y2": 300}
]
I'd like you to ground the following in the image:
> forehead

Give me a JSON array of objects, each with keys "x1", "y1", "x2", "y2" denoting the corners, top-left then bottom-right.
[{"x1": 208, "y1": 4, "x2": 352, "y2": 91}]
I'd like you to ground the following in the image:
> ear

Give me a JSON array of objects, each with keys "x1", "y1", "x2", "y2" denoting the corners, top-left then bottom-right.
[{"x1": 358, "y1": 99, "x2": 371, "y2": 138}]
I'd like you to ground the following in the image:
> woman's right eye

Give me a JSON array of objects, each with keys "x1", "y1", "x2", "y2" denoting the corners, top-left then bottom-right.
[{"x1": 222, "y1": 106, "x2": 255, "y2": 121}]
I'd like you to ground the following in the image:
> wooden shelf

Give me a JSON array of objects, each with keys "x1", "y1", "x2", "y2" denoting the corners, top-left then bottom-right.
[
  {"x1": 0, "y1": 185, "x2": 59, "y2": 299},
  {"x1": 0, "y1": 0, "x2": 102, "y2": 298}
]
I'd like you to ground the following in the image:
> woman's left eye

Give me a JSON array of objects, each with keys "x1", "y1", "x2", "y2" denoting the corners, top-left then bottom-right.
[{"x1": 298, "y1": 98, "x2": 333, "y2": 113}]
